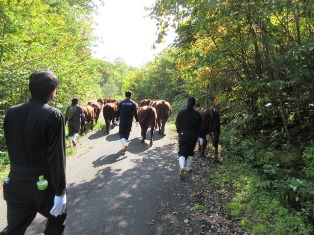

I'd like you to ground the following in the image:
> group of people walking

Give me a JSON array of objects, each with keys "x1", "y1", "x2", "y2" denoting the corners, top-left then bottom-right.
[{"x1": 1, "y1": 70, "x2": 204, "y2": 234}]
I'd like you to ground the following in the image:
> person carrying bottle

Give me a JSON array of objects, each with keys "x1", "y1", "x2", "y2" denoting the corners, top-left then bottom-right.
[{"x1": 1, "y1": 70, "x2": 67, "y2": 235}]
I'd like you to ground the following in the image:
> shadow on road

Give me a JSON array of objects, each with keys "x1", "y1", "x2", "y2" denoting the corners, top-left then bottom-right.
[
  {"x1": 63, "y1": 141, "x2": 191, "y2": 235},
  {"x1": 92, "y1": 152, "x2": 127, "y2": 167},
  {"x1": 22, "y1": 124, "x2": 208, "y2": 235},
  {"x1": 88, "y1": 130, "x2": 105, "y2": 140},
  {"x1": 105, "y1": 132, "x2": 120, "y2": 142}
]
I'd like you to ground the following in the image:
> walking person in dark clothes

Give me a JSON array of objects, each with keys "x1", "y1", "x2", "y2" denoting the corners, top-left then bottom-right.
[
  {"x1": 116, "y1": 90, "x2": 139, "y2": 153},
  {"x1": 65, "y1": 97, "x2": 86, "y2": 147},
  {"x1": 175, "y1": 96, "x2": 204, "y2": 178},
  {"x1": 1, "y1": 70, "x2": 67, "y2": 235}
]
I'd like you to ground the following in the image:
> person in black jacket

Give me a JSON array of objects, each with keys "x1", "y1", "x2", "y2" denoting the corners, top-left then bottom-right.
[
  {"x1": 65, "y1": 97, "x2": 85, "y2": 147},
  {"x1": 116, "y1": 90, "x2": 139, "y2": 153},
  {"x1": 175, "y1": 96, "x2": 204, "y2": 178},
  {"x1": 1, "y1": 70, "x2": 67, "y2": 235}
]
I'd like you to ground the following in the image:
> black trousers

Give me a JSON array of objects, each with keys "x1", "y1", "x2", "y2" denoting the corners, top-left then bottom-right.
[
  {"x1": 178, "y1": 131, "x2": 198, "y2": 157},
  {"x1": 68, "y1": 120, "x2": 81, "y2": 136},
  {"x1": 119, "y1": 121, "x2": 133, "y2": 140},
  {"x1": 1, "y1": 179, "x2": 66, "y2": 235}
]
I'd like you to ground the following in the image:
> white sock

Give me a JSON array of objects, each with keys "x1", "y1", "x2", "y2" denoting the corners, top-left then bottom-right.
[
  {"x1": 120, "y1": 138, "x2": 127, "y2": 147},
  {"x1": 186, "y1": 156, "x2": 193, "y2": 170},
  {"x1": 69, "y1": 136, "x2": 73, "y2": 146},
  {"x1": 179, "y1": 156, "x2": 185, "y2": 169},
  {"x1": 73, "y1": 133, "x2": 79, "y2": 141}
]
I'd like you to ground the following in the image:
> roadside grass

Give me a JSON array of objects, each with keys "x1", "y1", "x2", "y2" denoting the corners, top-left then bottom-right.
[
  {"x1": 218, "y1": 134, "x2": 313, "y2": 234},
  {"x1": 222, "y1": 159, "x2": 312, "y2": 234}
]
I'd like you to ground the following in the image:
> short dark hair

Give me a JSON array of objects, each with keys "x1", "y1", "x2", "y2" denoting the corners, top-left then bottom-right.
[
  {"x1": 71, "y1": 97, "x2": 79, "y2": 106},
  {"x1": 29, "y1": 70, "x2": 59, "y2": 101},
  {"x1": 187, "y1": 96, "x2": 196, "y2": 111},
  {"x1": 125, "y1": 90, "x2": 132, "y2": 98}
]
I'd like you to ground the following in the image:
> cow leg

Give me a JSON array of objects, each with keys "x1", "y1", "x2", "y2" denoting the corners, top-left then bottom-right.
[
  {"x1": 141, "y1": 127, "x2": 147, "y2": 143},
  {"x1": 212, "y1": 131, "x2": 220, "y2": 160},
  {"x1": 105, "y1": 119, "x2": 110, "y2": 134},
  {"x1": 161, "y1": 121, "x2": 165, "y2": 135},
  {"x1": 91, "y1": 120, "x2": 94, "y2": 130},
  {"x1": 200, "y1": 137, "x2": 208, "y2": 157},
  {"x1": 149, "y1": 125, "x2": 154, "y2": 146},
  {"x1": 158, "y1": 121, "x2": 162, "y2": 134}
]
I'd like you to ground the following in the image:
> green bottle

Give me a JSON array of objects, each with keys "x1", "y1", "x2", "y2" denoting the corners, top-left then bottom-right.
[{"x1": 37, "y1": 175, "x2": 48, "y2": 190}]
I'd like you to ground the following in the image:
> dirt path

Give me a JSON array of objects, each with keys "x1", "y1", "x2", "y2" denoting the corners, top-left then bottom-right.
[{"x1": 0, "y1": 122, "x2": 249, "y2": 235}]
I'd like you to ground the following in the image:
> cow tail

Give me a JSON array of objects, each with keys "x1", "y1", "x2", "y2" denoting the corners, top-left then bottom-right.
[{"x1": 161, "y1": 101, "x2": 165, "y2": 120}]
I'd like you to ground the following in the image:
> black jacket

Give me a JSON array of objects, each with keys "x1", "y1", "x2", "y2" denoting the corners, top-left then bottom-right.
[
  {"x1": 175, "y1": 108, "x2": 203, "y2": 142},
  {"x1": 3, "y1": 98, "x2": 66, "y2": 196},
  {"x1": 116, "y1": 98, "x2": 138, "y2": 123}
]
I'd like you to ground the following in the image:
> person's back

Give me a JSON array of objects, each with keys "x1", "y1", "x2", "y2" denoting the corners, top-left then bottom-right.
[
  {"x1": 175, "y1": 97, "x2": 203, "y2": 178},
  {"x1": 66, "y1": 104, "x2": 84, "y2": 125},
  {"x1": 4, "y1": 99, "x2": 64, "y2": 174},
  {"x1": 2, "y1": 70, "x2": 67, "y2": 235},
  {"x1": 116, "y1": 90, "x2": 139, "y2": 153},
  {"x1": 65, "y1": 98, "x2": 85, "y2": 147},
  {"x1": 118, "y1": 98, "x2": 137, "y2": 123},
  {"x1": 176, "y1": 108, "x2": 202, "y2": 134}
]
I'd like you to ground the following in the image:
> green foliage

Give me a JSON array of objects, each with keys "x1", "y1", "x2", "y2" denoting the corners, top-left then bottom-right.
[
  {"x1": 220, "y1": 127, "x2": 314, "y2": 233},
  {"x1": 194, "y1": 204, "x2": 209, "y2": 211},
  {"x1": 223, "y1": 157, "x2": 312, "y2": 234},
  {"x1": 126, "y1": 49, "x2": 182, "y2": 104},
  {"x1": 303, "y1": 142, "x2": 314, "y2": 178},
  {"x1": 0, "y1": 151, "x2": 10, "y2": 181}
]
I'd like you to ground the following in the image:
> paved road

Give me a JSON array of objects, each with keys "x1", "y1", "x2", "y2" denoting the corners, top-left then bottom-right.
[{"x1": 0, "y1": 123, "x2": 206, "y2": 235}]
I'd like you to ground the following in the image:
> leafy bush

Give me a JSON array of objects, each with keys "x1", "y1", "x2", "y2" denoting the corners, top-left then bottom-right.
[
  {"x1": 221, "y1": 127, "x2": 314, "y2": 233},
  {"x1": 224, "y1": 160, "x2": 312, "y2": 234}
]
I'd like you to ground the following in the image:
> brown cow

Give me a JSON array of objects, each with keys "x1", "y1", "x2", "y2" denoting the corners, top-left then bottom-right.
[
  {"x1": 104, "y1": 98, "x2": 117, "y2": 104},
  {"x1": 140, "y1": 99, "x2": 152, "y2": 107},
  {"x1": 88, "y1": 100, "x2": 102, "y2": 123},
  {"x1": 80, "y1": 105, "x2": 95, "y2": 135},
  {"x1": 152, "y1": 100, "x2": 172, "y2": 135},
  {"x1": 196, "y1": 107, "x2": 221, "y2": 160},
  {"x1": 97, "y1": 98, "x2": 105, "y2": 106},
  {"x1": 138, "y1": 105, "x2": 157, "y2": 146},
  {"x1": 103, "y1": 102, "x2": 118, "y2": 134}
]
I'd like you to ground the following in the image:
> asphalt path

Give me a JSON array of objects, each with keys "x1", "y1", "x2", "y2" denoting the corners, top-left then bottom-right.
[{"x1": 0, "y1": 123, "x2": 207, "y2": 235}]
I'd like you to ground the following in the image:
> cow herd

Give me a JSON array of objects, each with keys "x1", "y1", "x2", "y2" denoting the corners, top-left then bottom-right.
[{"x1": 77, "y1": 98, "x2": 221, "y2": 159}]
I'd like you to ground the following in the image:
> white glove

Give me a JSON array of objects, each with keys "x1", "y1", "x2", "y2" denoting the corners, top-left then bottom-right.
[
  {"x1": 199, "y1": 138, "x2": 204, "y2": 146},
  {"x1": 135, "y1": 122, "x2": 139, "y2": 127},
  {"x1": 50, "y1": 193, "x2": 67, "y2": 217},
  {"x1": 116, "y1": 120, "x2": 119, "y2": 125}
]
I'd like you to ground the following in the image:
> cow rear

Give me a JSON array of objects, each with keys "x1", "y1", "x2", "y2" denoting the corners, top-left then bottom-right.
[
  {"x1": 138, "y1": 106, "x2": 157, "y2": 146},
  {"x1": 80, "y1": 105, "x2": 95, "y2": 135},
  {"x1": 103, "y1": 102, "x2": 118, "y2": 134},
  {"x1": 196, "y1": 107, "x2": 221, "y2": 160}
]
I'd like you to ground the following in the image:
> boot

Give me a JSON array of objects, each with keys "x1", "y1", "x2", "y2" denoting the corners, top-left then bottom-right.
[
  {"x1": 179, "y1": 156, "x2": 185, "y2": 177},
  {"x1": 186, "y1": 156, "x2": 193, "y2": 172}
]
